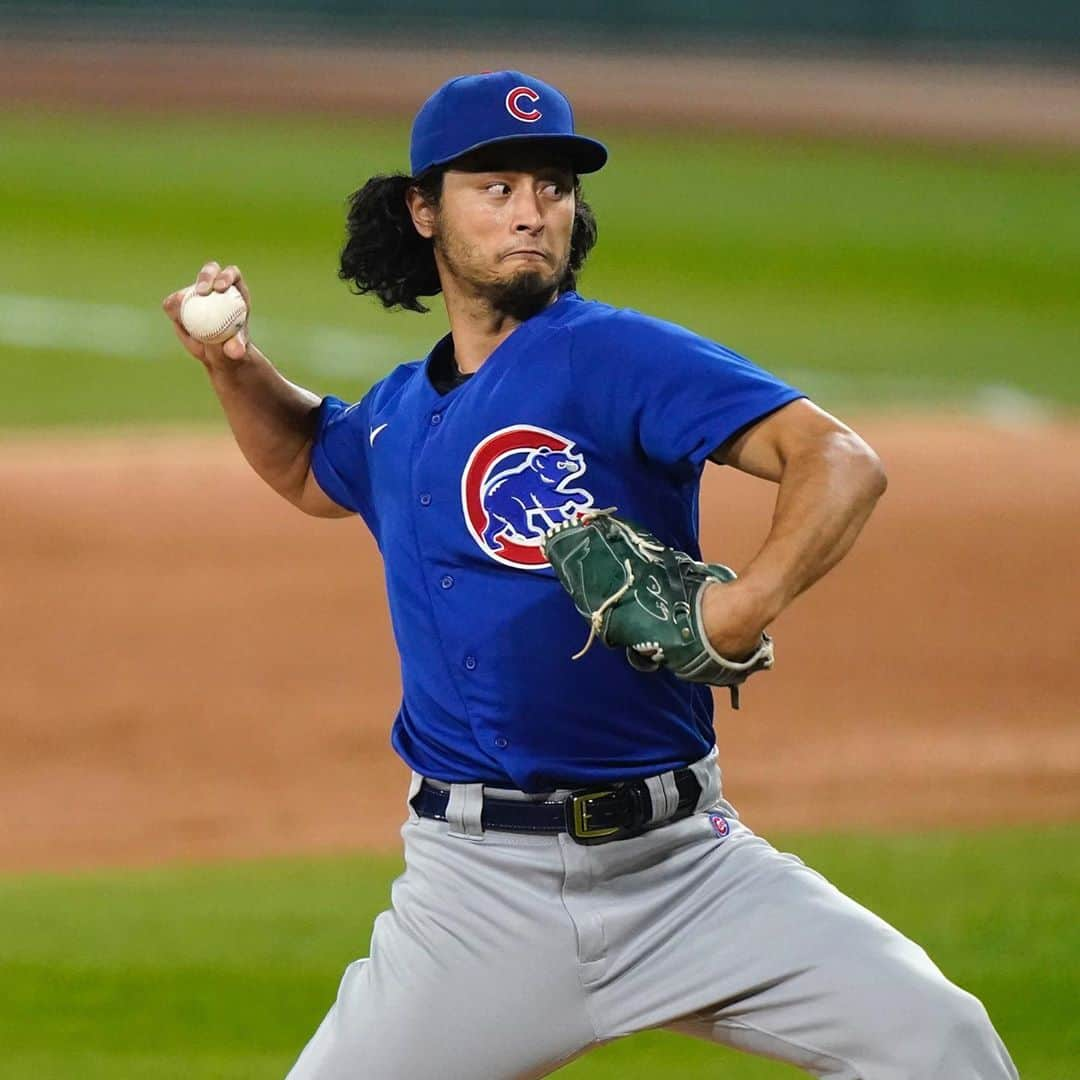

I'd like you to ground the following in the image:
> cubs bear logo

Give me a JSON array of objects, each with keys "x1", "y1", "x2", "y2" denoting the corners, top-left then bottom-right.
[{"x1": 461, "y1": 425, "x2": 595, "y2": 568}]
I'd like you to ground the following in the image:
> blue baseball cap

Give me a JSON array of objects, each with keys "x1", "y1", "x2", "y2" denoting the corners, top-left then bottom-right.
[{"x1": 410, "y1": 70, "x2": 608, "y2": 178}]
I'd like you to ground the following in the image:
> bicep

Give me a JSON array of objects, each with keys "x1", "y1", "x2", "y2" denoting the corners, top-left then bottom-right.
[
  {"x1": 297, "y1": 465, "x2": 355, "y2": 518},
  {"x1": 710, "y1": 399, "x2": 858, "y2": 482},
  {"x1": 303, "y1": 393, "x2": 376, "y2": 519}
]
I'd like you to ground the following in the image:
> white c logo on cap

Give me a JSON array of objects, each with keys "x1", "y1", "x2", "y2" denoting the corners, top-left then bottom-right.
[{"x1": 505, "y1": 86, "x2": 542, "y2": 123}]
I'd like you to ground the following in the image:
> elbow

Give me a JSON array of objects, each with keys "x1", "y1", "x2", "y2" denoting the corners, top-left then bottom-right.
[
  {"x1": 846, "y1": 434, "x2": 888, "y2": 501},
  {"x1": 815, "y1": 429, "x2": 886, "y2": 502},
  {"x1": 872, "y1": 457, "x2": 888, "y2": 499}
]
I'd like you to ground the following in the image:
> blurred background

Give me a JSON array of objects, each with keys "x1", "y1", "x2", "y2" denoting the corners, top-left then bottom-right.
[{"x1": 1, "y1": 4, "x2": 1078, "y2": 1078}]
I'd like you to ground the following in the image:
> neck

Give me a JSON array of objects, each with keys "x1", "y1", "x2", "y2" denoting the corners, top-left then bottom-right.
[{"x1": 440, "y1": 272, "x2": 558, "y2": 374}]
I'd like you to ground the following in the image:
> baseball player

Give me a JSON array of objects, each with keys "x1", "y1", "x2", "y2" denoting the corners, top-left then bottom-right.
[{"x1": 162, "y1": 72, "x2": 1017, "y2": 1079}]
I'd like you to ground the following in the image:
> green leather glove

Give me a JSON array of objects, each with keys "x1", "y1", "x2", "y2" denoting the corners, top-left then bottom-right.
[{"x1": 541, "y1": 509, "x2": 773, "y2": 709}]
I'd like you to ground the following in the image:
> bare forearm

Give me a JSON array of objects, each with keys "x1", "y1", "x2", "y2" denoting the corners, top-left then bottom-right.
[
  {"x1": 205, "y1": 344, "x2": 322, "y2": 503},
  {"x1": 701, "y1": 429, "x2": 887, "y2": 657},
  {"x1": 163, "y1": 265, "x2": 348, "y2": 517},
  {"x1": 741, "y1": 432, "x2": 887, "y2": 622}
]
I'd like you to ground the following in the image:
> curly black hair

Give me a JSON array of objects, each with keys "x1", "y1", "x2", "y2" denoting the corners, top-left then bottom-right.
[{"x1": 338, "y1": 169, "x2": 598, "y2": 314}]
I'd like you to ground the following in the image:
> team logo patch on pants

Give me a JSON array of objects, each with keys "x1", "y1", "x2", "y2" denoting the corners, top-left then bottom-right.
[{"x1": 708, "y1": 813, "x2": 730, "y2": 839}]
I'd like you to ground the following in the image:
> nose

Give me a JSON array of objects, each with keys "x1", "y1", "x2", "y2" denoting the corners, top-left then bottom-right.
[{"x1": 510, "y1": 187, "x2": 544, "y2": 235}]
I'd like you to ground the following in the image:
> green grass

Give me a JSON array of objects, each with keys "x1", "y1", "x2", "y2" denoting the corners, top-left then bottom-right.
[
  {"x1": 1, "y1": 825, "x2": 1076, "y2": 1078},
  {"x1": 1, "y1": 108, "x2": 1078, "y2": 429}
]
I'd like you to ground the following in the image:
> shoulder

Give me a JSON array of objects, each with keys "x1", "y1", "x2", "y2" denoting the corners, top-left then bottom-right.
[
  {"x1": 317, "y1": 359, "x2": 424, "y2": 438},
  {"x1": 562, "y1": 297, "x2": 749, "y2": 373},
  {"x1": 369, "y1": 358, "x2": 424, "y2": 408},
  {"x1": 562, "y1": 296, "x2": 708, "y2": 350},
  {"x1": 330, "y1": 359, "x2": 423, "y2": 416}
]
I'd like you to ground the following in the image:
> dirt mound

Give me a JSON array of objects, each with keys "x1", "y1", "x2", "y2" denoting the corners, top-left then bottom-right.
[{"x1": 2, "y1": 416, "x2": 1078, "y2": 872}]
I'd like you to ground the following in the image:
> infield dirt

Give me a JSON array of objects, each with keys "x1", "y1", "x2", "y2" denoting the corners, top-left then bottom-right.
[
  {"x1": 3, "y1": 39, "x2": 1080, "y2": 147},
  {"x1": 3, "y1": 417, "x2": 1078, "y2": 872}
]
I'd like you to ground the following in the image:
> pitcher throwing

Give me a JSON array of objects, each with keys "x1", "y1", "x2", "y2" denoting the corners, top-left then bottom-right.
[{"x1": 163, "y1": 71, "x2": 1017, "y2": 1079}]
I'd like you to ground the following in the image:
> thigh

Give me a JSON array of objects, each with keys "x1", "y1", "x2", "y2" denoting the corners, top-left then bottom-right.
[
  {"x1": 286, "y1": 820, "x2": 596, "y2": 1080},
  {"x1": 653, "y1": 824, "x2": 1014, "y2": 1079}
]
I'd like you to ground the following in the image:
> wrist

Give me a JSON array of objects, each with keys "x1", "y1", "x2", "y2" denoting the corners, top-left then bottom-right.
[
  {"x1": 204, "y1": 342, "x2": 258, "y2": 382},
  {"x1": 700, "y1": 577, "x2": 772, "y2": 660},
  {"x1": 728, "y1": 569, "x2": 788, "y2": 628}
]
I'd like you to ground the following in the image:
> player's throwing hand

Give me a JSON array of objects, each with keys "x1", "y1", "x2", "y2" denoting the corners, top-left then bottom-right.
[{"x1": 161, "y1": 260, "x2": 251, "y2": 367}]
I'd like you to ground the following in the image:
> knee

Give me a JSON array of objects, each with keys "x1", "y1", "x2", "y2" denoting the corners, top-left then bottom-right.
[
  {"x1": 922, "y1": 984, "x2": 995, "y2": 1055},
  {"x1": 891, "y1": 978, "x2": 1016, "y2": 1079}
]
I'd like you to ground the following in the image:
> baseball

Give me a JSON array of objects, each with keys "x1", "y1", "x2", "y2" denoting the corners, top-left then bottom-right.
[{"x1": 179, "y1": 285, "x2": 247, "y2": 344}]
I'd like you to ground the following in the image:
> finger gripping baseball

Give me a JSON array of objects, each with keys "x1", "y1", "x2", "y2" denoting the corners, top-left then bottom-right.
[{"x1": 541, "y1": 510, "x2": 774, "y2": 709}]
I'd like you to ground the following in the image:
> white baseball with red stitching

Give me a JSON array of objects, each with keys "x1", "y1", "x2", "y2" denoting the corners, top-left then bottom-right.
[{"x1": 179, "y1": 285, "x2": 247, "y2": 344}]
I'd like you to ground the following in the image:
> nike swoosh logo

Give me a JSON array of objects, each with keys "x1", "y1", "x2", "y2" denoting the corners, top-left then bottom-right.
[{"x1": 369, "y1": 423, "x2": 389, "y2": 446}]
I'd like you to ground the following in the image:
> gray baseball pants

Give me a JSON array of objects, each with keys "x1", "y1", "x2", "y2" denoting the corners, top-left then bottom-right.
[{"x1": 287, "y1": 756, "x2": 1017, "y2": 1079}]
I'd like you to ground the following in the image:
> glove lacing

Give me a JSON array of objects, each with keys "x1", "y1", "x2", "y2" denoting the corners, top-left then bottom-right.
[
  {"x1": 564, "y1": 509, "x2": 668, "y2": 661},
  {"x1": 571, "y1": 558, "x2": 634, "y2": 660}
]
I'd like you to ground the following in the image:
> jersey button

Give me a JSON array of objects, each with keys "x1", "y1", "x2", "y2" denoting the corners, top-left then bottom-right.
[
  {"x1": 493, "y1": 736, "x2": 509, "y2": 750},
  {"x1": 440, "y1": 575, "x2": 454, "y2": 590},
  {"x1": 430, "y1": 412, "x2": 442, "y2": 425},
  {"x1": 463, "y1": 655, "x2": 477, "y2": 671},
  {"x1": 419, "y1": 493, "x2": 432, "y2": 506}
]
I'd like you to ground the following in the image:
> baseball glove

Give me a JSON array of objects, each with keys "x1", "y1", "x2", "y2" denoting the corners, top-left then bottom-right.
[{"x1": 540, "y1": 509, "x2": 773, "y2": 709}]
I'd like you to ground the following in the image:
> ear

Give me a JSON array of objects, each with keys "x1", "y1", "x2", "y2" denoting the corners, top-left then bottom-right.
[{"x1": 406, "y1": 185, "x2": 437, "y2": 239}]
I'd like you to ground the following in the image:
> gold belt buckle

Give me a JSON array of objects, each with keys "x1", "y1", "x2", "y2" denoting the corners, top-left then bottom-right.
[{"x1": 569, "y1": 789, "x2": 621, "y2": 842}]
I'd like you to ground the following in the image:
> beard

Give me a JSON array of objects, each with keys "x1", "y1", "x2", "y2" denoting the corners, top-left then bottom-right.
[
  {"x1": 483, "y1": 266, "x2": 559, "y2": 322},
  {"x1": 433, "y1": 224, "x2": 567, "y2": 321}
]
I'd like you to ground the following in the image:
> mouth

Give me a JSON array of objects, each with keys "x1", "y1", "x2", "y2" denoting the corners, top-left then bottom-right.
[{"x1": 502, "y1": 249, "x2": 549, "y2": 262}]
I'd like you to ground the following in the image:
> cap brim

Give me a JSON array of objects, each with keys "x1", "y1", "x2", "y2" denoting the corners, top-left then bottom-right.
[{"x1": 422, "y1": 133, "x2": 608, "y2": 176}]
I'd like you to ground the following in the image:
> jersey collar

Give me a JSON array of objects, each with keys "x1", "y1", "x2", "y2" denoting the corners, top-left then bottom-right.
[{"x1": 423, "y1": 290, "x2": 581, "y2": 393}]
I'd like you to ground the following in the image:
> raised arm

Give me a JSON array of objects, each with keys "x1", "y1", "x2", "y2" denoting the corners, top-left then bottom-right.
[
  {"x1": 702, "y1": 398, "x2": 887, "y2": 658},
  {"x1": 162, "y1": 261, "x2": 350, "y2": 518}
]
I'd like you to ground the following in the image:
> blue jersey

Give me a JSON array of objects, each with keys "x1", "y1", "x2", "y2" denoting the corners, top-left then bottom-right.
[{"x1": 311, "y1": 292, "x2": 804, "y2": 791}]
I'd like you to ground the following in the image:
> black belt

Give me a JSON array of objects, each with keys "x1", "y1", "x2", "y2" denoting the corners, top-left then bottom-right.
[{"x1": 411, "y1": 768, "x2": 701, "y2": 846}]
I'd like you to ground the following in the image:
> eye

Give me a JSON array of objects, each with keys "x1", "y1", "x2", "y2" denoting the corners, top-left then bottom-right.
[
  {"x1": 485, "y1": 181, "x2": 511, "y2": 196},
  {"x1": 541, "y1": 182, "x2": 566, "y2": 198}
]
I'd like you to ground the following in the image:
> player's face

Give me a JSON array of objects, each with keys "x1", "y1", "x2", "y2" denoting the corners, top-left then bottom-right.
[{"x1": 423, "y1": 154, "x2": 576, "y2": 316}]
